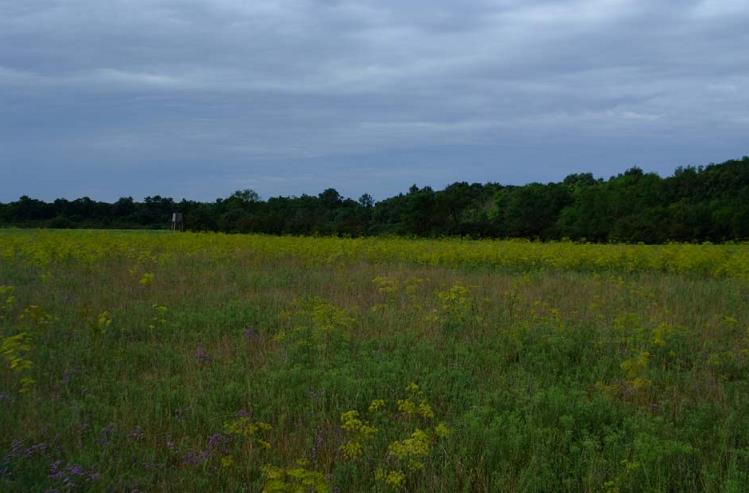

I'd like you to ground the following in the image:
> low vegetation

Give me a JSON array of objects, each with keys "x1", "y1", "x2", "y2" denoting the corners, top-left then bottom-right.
[{"x1": 1, "y1": 230, "x2": 748, "y2": 491}]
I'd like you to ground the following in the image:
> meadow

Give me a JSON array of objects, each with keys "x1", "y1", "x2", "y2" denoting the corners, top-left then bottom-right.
[{"x1": 1, "y1": 229, "x2": 748, "y2": 492}]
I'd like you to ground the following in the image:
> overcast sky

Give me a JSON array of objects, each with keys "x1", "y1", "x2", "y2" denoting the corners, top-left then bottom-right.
[{"x1": 1, "y1": 0, "x2": 748, "y2": 202}]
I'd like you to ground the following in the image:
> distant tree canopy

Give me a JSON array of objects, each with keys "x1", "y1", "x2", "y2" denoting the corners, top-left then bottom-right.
[{"x1": 2, "y1": 156, "x2": 748, "y2": 243}]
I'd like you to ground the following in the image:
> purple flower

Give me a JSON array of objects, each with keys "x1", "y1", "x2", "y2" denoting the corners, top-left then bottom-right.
[
  {"x1": 207, "y1": 432, "x2": 232, "y2": 453},
  {"x1": 172, "y1": 407, "x2": 187, "y2": 421},
  {"x1": 183, "y1": 449, "x2": 210, "y2": 466},
  {"x1": 129, "y1": 426, "x2": 144, "y2": 441},
  {"x1": 311, "y1": 429, "x2": 325, "y2": 461},
  {"x1": 49, "y1": 461, "x2": 63, "y2": 480},
  {"x1": 60, "y1": 368, "x2": 76, "y2": 386},
  {"x1": 206, "y1": 433, "x2": 223, "y2": 450},
  {"x1": 194, "y1": 345, "x2": 210, "y2": 364},
  {"x1": 307, "y1": 388, "x2": 326, "y2": 409},
  {"x1": 97, "y1": 424, "x2": 115, "y2": 447},
  {"x1": 48, "y1": 461, "x2": 99, "y2": 488},
  {"x1": 24, "y1": 442, "x2": 48, "y2": 457},
  {"x1": 9, "y1": 439, "x2": 23, "y2": 456}
]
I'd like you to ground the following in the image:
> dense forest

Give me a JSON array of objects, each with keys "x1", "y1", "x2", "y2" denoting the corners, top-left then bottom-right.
[{"x1": 2, "y1": 156, "x2": 748, "y2": 243}]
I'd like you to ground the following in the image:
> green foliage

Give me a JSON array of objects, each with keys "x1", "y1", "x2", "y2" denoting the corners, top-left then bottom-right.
[
  {"x1": 2, "y1": 157, "x2": 749, "y2": 243},
  {"x1": 1, "y1": 332, "x2": 34, "y2": 392},
  {"x1": 148, "y1": 303, "x2": 168, "y2": 330},
  {"x1": 0, "y1": 285, "x2": 16, "y2": 320},
  {"x1": 262, "y1": 460, "x2": 329, "y2": 493}
]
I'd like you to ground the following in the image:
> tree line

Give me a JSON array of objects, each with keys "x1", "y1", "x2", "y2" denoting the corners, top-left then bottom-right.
[{"x1": 2, "y1": 156, "x2": 748, "y2": 243}]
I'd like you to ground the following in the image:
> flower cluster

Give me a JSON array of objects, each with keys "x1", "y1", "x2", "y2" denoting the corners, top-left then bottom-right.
[
  {"x1": 223, "y1": 416, "x2": 272, "y2": 450},
  {"x1": 339, "y1": 411, "x2": 378, "y2": 460},
  {"x1": 261, "y1": 459, "x2": 329, "y2": 493},
  {"x1": 87, "y1": 310, "x2": 112, "y2": 337},
  {"x1": 138, "y1": 272, "x2": 154, "y2": 286},
  {"x1": 0, "y1": 285, "x2": 15, "y2": 320},
  {"x1": 48, "y1": 460, "x2": 100, "y2": 490},
  {"x1": 148, "y1": 304, "x2": 168, "y2": 330},
  {"x1": 339, "y1": 383, "x2": 451, "y2": 490},
  {"x1": 427, "y1": 282, "x2": 475, "y2": 331},
  {"x1": 1, "y1": 332, "x2": 35, "y2": 392}
]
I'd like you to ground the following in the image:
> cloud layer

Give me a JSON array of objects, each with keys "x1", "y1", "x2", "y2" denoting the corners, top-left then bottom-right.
[{"x1": 1, "y1": 0, "x2": 748, "y2": 200}]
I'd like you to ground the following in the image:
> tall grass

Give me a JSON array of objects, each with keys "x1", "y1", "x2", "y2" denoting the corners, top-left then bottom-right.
[{"x1": 1, "y1": 230, "x2": 748, "y2": 491}]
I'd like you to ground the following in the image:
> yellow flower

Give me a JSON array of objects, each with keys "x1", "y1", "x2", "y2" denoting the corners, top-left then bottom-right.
[
  {"x1": 139, "y1": 272, "x2": 154, "y2": 286},
  {"x1": 340, "y1": 409, "x2": 377, "y2": 460},
  {"x1": 340, "y1": 410, "x2": 363, "y2": 431},
  {"x1": 397, "y1": 399, "x2": 417, "y2": 415},
  {"x1": 368, "y1": 399, "x2": 386, "y2": 413},
  {"x1": 434, "y1": 423, "x2": 451, "y2": 438},
  {"x1": 384, "y1": 470, "x2": 406, "y2": 488},
  {"x1": 341, "y1": 440, "x2": 363, "y2": 459},
  {"x1": 388, "y1": 429, "x2": 432, "y2": 471},
  {"x1": 417, "y1": 401, "x2": 434, "y2": 420}
]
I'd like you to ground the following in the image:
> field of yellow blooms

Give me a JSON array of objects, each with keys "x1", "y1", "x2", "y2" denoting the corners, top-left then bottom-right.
[{"x1": 1, "y1": 229, "x2": 749, "y2": 491}]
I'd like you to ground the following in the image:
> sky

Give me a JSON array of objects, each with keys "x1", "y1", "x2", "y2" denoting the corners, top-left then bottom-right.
[{"x1": 1, "y1": 0, "x2": 748, "y2": 202}]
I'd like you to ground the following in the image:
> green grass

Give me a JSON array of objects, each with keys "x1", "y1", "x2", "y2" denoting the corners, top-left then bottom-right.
[{"x1": 1, "y1": 230, "x2": 749, "y2": 491}]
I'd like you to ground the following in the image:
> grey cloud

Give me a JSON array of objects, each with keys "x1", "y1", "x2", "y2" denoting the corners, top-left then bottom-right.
[{"x1": 1, "y1": 0, "x2": 747, "y2": 201}]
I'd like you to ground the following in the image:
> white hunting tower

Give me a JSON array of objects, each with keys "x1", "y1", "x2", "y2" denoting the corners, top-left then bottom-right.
[{"x1": 171, "y1": 212, "x2": 184, "y2": 231}]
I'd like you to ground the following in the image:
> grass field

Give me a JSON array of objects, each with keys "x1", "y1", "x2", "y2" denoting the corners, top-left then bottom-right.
[{"x1": 1, "y1": 230, "x2": 749, "y2": 492}]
